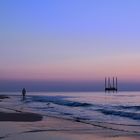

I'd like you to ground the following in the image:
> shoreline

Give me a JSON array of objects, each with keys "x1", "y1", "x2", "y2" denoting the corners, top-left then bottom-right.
[
  {"x1": 0, "y1": 94, "x2": 43, "y2": 122},
  {"x1": 0, "y1": 94, "x2": 140, "y2": 140},
  {"x1": 0, "y1": 115, "x2": 140, "y2": 140}
]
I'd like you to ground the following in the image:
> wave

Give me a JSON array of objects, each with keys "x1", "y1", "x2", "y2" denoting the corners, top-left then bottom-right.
[
  {"x1": 32, "y1": 96, "x2": 92, "y2": 107},
  {"x1": 97, "y1": 109, "x2": 140, "y2": 120},
  {"x1": 31, "y1": 95, "x2": 140, "y2": 121},
  {"x1": 116, "y1": 105, "x2": 140, "y2": 110}
]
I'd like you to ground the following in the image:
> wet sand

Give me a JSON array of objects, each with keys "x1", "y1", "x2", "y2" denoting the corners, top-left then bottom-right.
[
  {"x1": 0, "y1": 112, "x2": 42, "y2": 122},
  {"x1": 0, "y1": 95, "x2": 140, "y2": 140},
  {"x1": 0, "y1": 116, "x2": 140, "y2": 140}
]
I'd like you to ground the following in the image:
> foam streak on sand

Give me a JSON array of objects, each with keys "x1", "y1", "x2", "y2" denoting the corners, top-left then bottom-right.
[{"x1": 0, "y1": 116, "x2": 139, "y2": 140}]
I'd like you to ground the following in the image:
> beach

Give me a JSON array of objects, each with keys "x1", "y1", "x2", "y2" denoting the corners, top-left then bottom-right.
[
  {"x1": 0, "y1": 117, "x2": 139, "y2": 140},
  {"x1": 0, "y1": 93, "x2": 140, "y2": 140},
  {"x1": 1, "y1": 0, "x2": 140, "y2": 139}
]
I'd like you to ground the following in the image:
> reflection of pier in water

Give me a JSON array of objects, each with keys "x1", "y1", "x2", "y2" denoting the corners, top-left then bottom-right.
[{"x1": 105, "y1": 77, "x2": 118, "y2": 92}]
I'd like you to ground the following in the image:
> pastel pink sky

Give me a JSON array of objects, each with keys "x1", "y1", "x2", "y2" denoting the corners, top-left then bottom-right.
[{"x1": 1, "y1": 0, "x2": 140, "y2": 90}]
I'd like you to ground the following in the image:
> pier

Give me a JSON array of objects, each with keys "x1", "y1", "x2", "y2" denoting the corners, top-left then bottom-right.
[{"x1": 105, "y1": 77, "x2": 118, "y2": 92}]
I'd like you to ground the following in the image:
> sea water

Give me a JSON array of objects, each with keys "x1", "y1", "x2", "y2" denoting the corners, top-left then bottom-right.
[{"x1": 2, "y1": 91, "x2": 140, "y2": 132}]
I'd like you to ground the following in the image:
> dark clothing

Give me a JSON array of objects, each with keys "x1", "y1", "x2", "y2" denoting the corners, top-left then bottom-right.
[{"x1": 22, "y1": 88, "x2": 26, "y2": 97}]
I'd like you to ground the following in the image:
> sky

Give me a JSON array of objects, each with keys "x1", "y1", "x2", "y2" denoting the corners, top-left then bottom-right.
[{"x1": 1, "y1": 0, "x2": 140, "y2": 91}]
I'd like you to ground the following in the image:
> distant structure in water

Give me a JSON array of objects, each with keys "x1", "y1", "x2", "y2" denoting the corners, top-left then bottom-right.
[{"x1": 105, "y1": 77, "x2": 118, "y2": 92}]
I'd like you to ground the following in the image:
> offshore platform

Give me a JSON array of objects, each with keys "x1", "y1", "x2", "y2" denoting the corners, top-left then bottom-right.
[{"x1": 105, "y1": 77, "x2": 118, "y2": 92}]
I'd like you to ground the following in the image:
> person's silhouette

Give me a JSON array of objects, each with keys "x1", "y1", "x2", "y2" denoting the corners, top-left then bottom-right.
[{"x1": 22, "y1": 88, "x2": 26, "y2": 100}]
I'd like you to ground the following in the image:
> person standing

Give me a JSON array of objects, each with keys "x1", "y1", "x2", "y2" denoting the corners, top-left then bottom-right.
[{"x1": 22, "y1": 88, "x2": 26, "y2": 100}]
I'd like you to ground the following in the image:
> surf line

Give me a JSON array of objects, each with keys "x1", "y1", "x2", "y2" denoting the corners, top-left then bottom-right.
[{"x1": 40, "y1": 114, "x2": 140, "y2": 134}]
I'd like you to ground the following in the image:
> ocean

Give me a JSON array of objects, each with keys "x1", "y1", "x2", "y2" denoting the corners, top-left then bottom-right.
[{"x1": 2, "y1": 91, "x2": 140, "y2": 133}]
